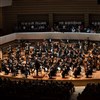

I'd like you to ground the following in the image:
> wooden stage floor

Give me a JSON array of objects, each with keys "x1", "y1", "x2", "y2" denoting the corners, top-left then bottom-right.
[{"x1": 0, "y1": 71, "x2": 100, "y2": 86}]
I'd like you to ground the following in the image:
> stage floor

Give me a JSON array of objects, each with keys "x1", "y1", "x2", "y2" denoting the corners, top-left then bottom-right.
[{"x1": 0, "y1": 70, "x2": 100, "y2": 86}]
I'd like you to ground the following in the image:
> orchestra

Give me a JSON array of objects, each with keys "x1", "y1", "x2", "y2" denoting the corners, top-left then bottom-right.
[{"x1": 0, "y1": 39, "x2": 100, "y2": 79}]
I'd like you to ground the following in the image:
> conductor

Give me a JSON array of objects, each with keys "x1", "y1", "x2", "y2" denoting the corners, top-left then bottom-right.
[{"x1": 35, "y1": 58, "x2": 40, "y2": 76}]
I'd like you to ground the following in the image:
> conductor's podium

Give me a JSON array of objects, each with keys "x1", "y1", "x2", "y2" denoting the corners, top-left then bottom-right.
[{"x1": 33, "y1": 69, "x2": 46, "y2": 78}]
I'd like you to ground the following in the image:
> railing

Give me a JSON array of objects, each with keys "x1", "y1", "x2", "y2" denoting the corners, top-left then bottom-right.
[{"x1": 0, "y1": 32, "x2": 100, "y2": 45}]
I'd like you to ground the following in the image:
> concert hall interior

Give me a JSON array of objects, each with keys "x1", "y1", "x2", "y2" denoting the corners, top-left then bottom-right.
[{"x1": 0, "y1": 0, "x2": 100, "y2": 100}]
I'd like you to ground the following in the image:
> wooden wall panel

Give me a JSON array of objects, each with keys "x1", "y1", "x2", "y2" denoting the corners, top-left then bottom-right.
[
  {"x1": 53, "y1": 14, "x2": 84, "y2": 22},
  {"x1": 17, "y1": 14, "x2": 49, "y2": 22},
  {"x1": 89, "y1": 14, "x2": 100, "y2": 21},
  {"x1": 2, "y1": 0, "x2": 100, "y2": 34},
  {"x1": 0, "y1": 7, "x2": 2, "y2": 29}
]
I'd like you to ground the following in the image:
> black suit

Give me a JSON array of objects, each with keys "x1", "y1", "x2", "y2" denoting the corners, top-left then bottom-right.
[{"x1": 35, "y1": 60, "x2": 40, "y2": 76}]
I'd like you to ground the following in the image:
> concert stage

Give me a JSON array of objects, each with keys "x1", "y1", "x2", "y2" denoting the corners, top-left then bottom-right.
[
  {"x1": 0, "y1": 32, "x2": 100, "y2": 86},
  {"x1": 0, "y1": 71, "x2": 100, "y2": 86}
]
